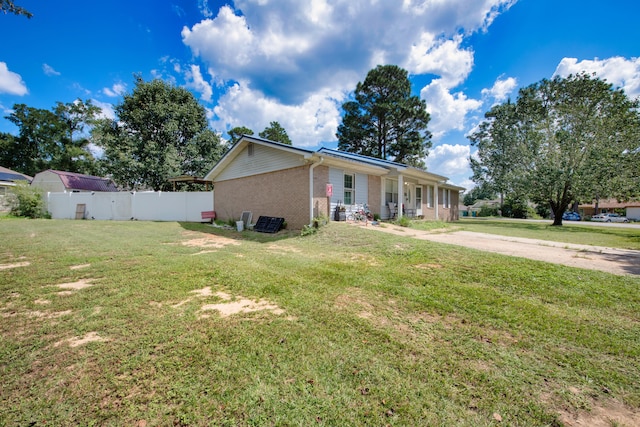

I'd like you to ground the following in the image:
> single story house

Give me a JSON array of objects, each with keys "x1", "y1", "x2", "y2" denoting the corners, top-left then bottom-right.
[
  {"x1": 0, "y1": 166, "x2": 33, "y2": 211},
  {"x1": 31, "y1": 170, "x2": 119, "y2": 193},
  {"x1": 578, "y1": 199, "x2": 640, "y2": 221},
  {"x1": 204, "y1": 135, "x2": 464, "y2": 229}
]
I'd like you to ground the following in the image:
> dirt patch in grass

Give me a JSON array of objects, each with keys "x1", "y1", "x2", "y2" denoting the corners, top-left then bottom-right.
[
  {"x1": 547, "y1": 389, "x2": 640, "y2": 427},
  {"x1": 55, "y1": 278, "x2": 95, "y2": 293},
  {"x1": 200, "y1": 291, "x2": 285, "y2": 318},
  {"x1": 55, "y1": 332, "x2": 109, "y2": 348},
  {"x1": 179, "y1": 232, "x2": 240, "y2": 251},
  {"x1": 70, "y1": 264, "x2": 91, "y2": 270},
  {"x1": 0, "y1": 261, "x2": 30, "y2": 270}
]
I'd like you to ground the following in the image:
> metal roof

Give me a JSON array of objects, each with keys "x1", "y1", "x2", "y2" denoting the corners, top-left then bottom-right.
[
  {"x1": 47, "y1": 170, "x2": 119, "y2": 192},
  {"x1": 0, "y1": 172, "x2": 30, "y2": 182}
]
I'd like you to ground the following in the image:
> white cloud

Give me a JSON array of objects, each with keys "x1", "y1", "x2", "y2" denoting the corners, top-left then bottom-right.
[
  {"x1": 102, "y1": 82, "x2": 127, "y2": 98},
  {"x1": 421, "y1": 79, "x2": 483, "y2": 140},
  {"x1": 425, "y1": 143, "x2": 471, "y2": 177},
  {"x1": 554, "y1": 57, "x2": 640, "y2": 100},
  {"x1": 183, "y1": 0, "x2": 515, "y2": 109},
  {"x1": 0, "y1": 62, "x2": 28, "y2": 96},
  {"x1": 42, "y1": 63, "x2": 61, "y2": 76},
  {"x1": 211, "y1": 81, "x2": 342, "y2": 147},
  {"x1": 185, "y1": 64, "x2": 213, "y2": 103},
  {"x1": 481, "y1": 76, "x2": 517, "y2": 103},
  {"x1": 405, "y1": 34, "x2": 474, "y2": 87},
  {"x1": 90, "y1": 99, "x2": 115, "y2": 120}
]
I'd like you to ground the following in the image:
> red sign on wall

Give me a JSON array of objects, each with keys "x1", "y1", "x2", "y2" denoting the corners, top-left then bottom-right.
[{"x1": 325, "y1": 183, "x2": 333, "y2": 197}]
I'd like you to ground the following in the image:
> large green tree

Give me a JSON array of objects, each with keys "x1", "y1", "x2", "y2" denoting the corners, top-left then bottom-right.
[
  {"x1": 259, "y1": 121, "x2": 291, "y2": 145},
  {"x1": 337, "y1": 64, "x2": 432, "y2": 167},
  {"x1": 94, "y1": 76, "x2": 223, "y2": 191},
  {"x1": 470, "y1": 73, "x2": 640, "y2": 225},
  {"x1": 469, "y1": 100, "x2": 528, "y2": 211},
  {"x1": 228, "y1": 126, "x2": 254, "y2": 144},
  {"x1": 1, "y1": 100, "x2": 99, "y2": 175}
]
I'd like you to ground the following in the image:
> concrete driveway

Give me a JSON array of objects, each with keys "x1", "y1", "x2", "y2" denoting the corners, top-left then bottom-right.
[{"x1": 365, "y1": 223, "x2": 640, "y2": 277}]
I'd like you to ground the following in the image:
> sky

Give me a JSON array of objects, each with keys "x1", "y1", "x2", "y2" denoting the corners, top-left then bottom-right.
[{"x1": 1, "y1": 0, "x2": 639, "y2": 189}]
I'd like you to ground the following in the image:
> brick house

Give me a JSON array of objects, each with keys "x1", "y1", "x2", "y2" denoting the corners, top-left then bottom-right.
[{"x1": 204, "y1": 135, "x2": 464, "y2": 229}]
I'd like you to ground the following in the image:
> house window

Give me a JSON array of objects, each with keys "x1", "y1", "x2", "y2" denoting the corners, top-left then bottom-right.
[
  {"x1": 427, "y1": 186, "x2": 433, "y2": 208},
  {"x1": 385, "y1": 179, "x2": 398, "y2": 205},
  {"x1": 344, "y1": 174, "x2": 354, "y2": 205},
  {"x1": 415, "y1": 186, "x2": 422, "y2": 209},
  {"x1": 443, "y1": 189, "x2": 450, "y2": 209}
]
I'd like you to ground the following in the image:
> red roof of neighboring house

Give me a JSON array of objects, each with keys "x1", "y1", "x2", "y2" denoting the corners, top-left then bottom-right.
[{"x1": 48, "y1": 170, "x2": 118, "y2": 192}]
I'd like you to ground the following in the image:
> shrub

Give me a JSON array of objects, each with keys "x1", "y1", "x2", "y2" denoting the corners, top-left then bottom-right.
[{"x1": 9, "y1": 182, "x2": 48, "y2": 219}]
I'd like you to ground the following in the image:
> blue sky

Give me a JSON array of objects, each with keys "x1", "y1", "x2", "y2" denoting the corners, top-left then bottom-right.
[{"x1": 1, "y1": 0, "x2": 639, "y2": 189}]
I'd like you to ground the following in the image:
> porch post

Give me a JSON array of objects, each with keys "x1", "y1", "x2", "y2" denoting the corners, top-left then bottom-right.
[
  {"x1": 397, "y1": 175, "x2": 404, "y2": 218},
  {"x1": 434, "y1": 183, "x2": 439, "y2": 220}
]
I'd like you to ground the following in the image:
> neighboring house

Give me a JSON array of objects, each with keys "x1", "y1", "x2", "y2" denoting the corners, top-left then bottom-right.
[
  {"x1": 204, "y1": 135, "x2": 464, "y2": 230},
  {"x1": 31, "y1": 170, "x2": 118, "y2": 193},
  {"x1": 578, "y1": 199, "x2": 640, "y2": 221},
  {"x1": 0, "y1": 166, "x2": 33, "y2": 211}
]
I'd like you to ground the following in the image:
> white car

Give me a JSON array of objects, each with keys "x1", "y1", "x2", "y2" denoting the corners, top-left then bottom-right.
[{"x1": 591, "y1": 213, "x2": 629, "y2": 223}]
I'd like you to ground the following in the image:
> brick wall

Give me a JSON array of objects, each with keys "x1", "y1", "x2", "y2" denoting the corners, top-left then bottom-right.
[{"x1": 214, "y1": 165, "x2": 311, "y2": 229}]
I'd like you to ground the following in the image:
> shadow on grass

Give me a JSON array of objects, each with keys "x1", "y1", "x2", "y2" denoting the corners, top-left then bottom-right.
[{"x1": 178, "y1": 221, "x2": 299, "y2": 243}]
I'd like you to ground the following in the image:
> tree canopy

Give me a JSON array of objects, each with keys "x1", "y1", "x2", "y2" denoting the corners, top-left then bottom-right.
[
  {"x1": 228, "y1": 126, "x2": 254, "y2": 144},
  {"x1": 93, "y1": 76, "x2": 224, "y2": 191},
  {"x1": 336, "y1": 64, "x2": 432, "y2": 168},
  {"x1": 1, "y1": 99, "x2": 100, "y2": 176},
  {"x1": 259, "y1": 121, "x2": 291, "y2": 145},
  {"x1": 0, "y1": 0, "x2": 32, "y2": 18},
  {"x1": 470, "y1": 73, "x2": 640, "y2": 225}
]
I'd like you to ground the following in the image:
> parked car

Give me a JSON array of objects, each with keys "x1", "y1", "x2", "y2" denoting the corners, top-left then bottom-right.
[
  {"x1": 562, "y1": 211, "x2": 581, "y2": 221},
  {"x1": 591, "y1": 213, "x2": 629, "y2": 223}
]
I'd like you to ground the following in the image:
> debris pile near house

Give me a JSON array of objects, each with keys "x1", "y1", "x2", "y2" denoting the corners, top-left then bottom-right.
[{"x1": 253, "y1": 216, "x2": 285, "y2": 233}]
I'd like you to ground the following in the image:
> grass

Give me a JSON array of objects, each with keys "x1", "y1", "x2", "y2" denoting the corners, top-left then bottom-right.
[
  {"x1": 1, "y1": 218, "x2": 639, "y2": 426},
  {"x1": 455, "y1": 218, "x2": 640, "y2": 250}
]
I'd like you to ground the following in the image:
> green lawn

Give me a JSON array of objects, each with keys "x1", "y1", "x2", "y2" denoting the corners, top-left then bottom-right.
[{"x1": 1, "y1": 219, "x2": 639, "y2": 426}]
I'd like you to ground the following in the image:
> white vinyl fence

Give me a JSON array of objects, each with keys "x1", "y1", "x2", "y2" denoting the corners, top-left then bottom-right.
[{"x1": 46, "y1": 191, "x2": 214, "y2": 222}]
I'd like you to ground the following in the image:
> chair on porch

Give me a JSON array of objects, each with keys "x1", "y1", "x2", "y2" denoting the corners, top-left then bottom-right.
[{"x1": 388, "y1": 202, "x2": 397, "y2": 219}]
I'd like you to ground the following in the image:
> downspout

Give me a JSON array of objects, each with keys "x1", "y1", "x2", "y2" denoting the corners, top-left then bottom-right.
[{"x1": 309, "y1": 156, "x2": 324, "y2": 225}]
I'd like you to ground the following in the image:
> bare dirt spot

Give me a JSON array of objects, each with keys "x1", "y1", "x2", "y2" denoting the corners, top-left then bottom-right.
[
  {"x1": 28, "y1": 309, "x2": 72, "y2": 319},
  {"x1": 55, "y1": 278, "x2": 95, "y2": 292},
  {"x1": 413, "y1": 263, "x2": 443, "y2": 270},
  {"x1": 0, "y1": 261, "x2": 30, "y2": 270},
  {"x1": 555, "y1": 396, "x2": 640, "y2": 427},
  {"x1": 200, "y1": 291, "x2": 285, "y2": 318},
  {"x1": 190, "y1": 286, "x2": 214, "y2": 297},
  {"x1": 70, "y1": 264, "x2": 91, "y2": 270},
  {"x1": 180, "y1": 232, "x2": 240, "y2": 251},
  {"x1": 34, "y1": 299, "x2": 51, "y2": 305},
  {"x1": 266, "y1": 244, "x2": 301, "y2": 254},
  {"x1": 55, "y1": 332, "x2": 109, "y2": 348}
]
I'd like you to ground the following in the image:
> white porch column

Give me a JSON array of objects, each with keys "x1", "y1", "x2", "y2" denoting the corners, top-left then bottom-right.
[
  {"x1": 397, "y1": 174, "x2": 404, "y2": 217},
  {"x1": 434, "y1": 183, "x2": 439, "y2": 220}
]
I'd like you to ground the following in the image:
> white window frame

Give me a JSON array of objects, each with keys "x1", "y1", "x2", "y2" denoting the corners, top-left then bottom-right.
[
  {"x1": 344, "y1": 173, "x2": 355, "y2": 205},
  {"x1": 427, "y1": 185, "x2": 433, "y2": 208},
  {"x1": 443, "y1": 189, "x2": 450, "y2": 209},
  {"x1": 415, "y1": 186, "x2": 422, "y2": 210}
]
